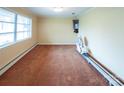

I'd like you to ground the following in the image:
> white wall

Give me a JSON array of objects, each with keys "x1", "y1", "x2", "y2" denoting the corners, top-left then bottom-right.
[
  {"x1": 38, "y1": 17, "x2": 77, "y2": 45},
  {"x1": 79, "y1": 8, "x2": 124, "y2": 81},
  {"x1": 0, "y1": 8, "x2": 38, "y2": 69}
]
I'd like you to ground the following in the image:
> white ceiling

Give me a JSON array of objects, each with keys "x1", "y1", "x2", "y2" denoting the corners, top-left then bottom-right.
[{"x1": 25, "y1": 7, "x2": 91, "y2": 18}]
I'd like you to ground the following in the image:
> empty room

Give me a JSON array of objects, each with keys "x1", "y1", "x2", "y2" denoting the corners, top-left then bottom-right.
[{"x1": 0, "y1": 7, "x2": 124, "y2": 86}]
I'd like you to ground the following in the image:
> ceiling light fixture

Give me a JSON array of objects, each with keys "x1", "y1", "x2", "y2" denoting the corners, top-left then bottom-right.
[{"x1": 53, "y1": 7, "x2": 63, "y2": 12}]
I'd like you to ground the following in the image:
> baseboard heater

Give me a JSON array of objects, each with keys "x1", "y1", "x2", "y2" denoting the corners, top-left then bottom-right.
[
  {"x1": 82, "y1": 53, "x2": 124, "y2": 86},
  {"x1": 0, "y1": 43, "x2": 37, "y2": 76}
]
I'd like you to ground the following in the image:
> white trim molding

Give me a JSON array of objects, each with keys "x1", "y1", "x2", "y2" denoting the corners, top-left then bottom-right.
[
  {"x1": 0, "y1": 43, "x2": 38, "y2": 76},
  {"x1": 38, "y1": 43, "x2": 76, "y2": 45},
  {"x1": 82, "y1": 53, "x2": 124, "y2": 86}
]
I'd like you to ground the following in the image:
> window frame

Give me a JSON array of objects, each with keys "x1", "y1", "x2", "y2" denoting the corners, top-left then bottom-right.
[{"x1": 0, "y1": 8, "x2": 32, "y2": 49}]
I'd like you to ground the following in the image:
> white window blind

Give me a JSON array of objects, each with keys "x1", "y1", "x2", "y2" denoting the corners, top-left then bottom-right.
[{"x1": 0, "y1": 8, "x2": 32, "y2": 48}]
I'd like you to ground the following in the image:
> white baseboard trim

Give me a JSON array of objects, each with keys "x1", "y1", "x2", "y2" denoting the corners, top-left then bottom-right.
[
  {"x1": 0, "y1": 43, "x2": 38, "y2": 76},
  {"x1": 38, "y1": 43, "x2": 75, "y2": 45},
  {"x1": 82, "y1": 54, "x2": 124, "y2": 86}
]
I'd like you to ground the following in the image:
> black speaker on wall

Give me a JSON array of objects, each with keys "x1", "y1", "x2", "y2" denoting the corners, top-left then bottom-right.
[{"x1": 73, "y1": 19, "x2": 79, "y2": 33}]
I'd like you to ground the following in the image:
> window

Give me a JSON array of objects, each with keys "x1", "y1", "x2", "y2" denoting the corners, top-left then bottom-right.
[
  {"x1": 0, "y1": 8, "x2": 15, "y2": 47},
  {"x1": 0, "y1": 8, "x2": 32, "y2": 48},
  {"x1": 17, "y1": 15, "x2": 31, "y2": 41}
]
